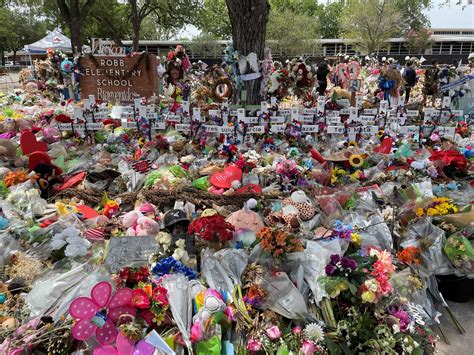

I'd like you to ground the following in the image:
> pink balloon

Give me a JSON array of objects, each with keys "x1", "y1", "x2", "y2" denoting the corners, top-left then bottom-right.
[
  {"x1": 42, "y1": 127, "x2": 60, "y2": 142},
  {"x1": 373, "y1": 68, "x2": 380, "y2": 75}
]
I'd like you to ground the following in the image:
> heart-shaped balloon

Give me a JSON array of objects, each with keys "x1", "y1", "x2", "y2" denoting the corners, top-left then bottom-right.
[
  {"x1": 210, "y1": 165, "x2": 242, "y2": 189},
  {"x1": 20, "y1": 130, "x2": 48, "y2": 155}
]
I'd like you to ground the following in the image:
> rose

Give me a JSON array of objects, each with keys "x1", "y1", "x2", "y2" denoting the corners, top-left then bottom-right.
[
  {"x1": 246, "y1": 338, "x2": 262, "y2": 351},
  {"x1": 301, "y1": 340, "x2": 318, "y2": 355},
  {"x1": 130, "y1": 288, "x2": 150, "y2": 309},
  {"x1": 293, "y1": 326, "x2": 302, "y2": 334},
  {"x1": 266, "y1": 325, "x2": 282, "y2": 339}
]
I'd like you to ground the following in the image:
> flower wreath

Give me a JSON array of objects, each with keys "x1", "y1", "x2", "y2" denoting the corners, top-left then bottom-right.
[{"x1": 212, "y1": 77, "x2": 233, "y2": 102}]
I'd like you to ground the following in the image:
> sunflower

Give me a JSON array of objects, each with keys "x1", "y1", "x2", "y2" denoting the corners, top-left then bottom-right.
[
  {"x1": 376, "y1": 130, "x2": 385, "y2": 138},
  {"x1": 348, "y1": 140, "x2": 358, "y2": 148},
  {"x1": 349, "y1": 154, "x2": 364, "y2": 168}
]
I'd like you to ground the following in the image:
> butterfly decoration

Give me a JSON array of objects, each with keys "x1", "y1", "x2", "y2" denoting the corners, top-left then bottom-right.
[{"x1": 69, "y1": 282, "x2": 135, "y2": 345}]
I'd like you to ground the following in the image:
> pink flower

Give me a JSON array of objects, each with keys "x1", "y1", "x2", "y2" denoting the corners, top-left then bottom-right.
[
  {"x1": 301, "y1": 340, "x2": 318, "y2": 355},
  {"x1": 246, "y1": 338, "x2": 262, "y2": 351},
  {"x1": 293, "y1": 326, "x2": 302, "y2": 334},
  {"x1": 266, "y1": 325, "x2": 282, "y2": 339}
]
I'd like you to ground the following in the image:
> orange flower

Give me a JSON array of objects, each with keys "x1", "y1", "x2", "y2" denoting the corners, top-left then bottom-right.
[
  {"x1": 142, "y1": 284, "x2": 153, "y2": 297},
  {"x1": 397, "y1": 246, "x2": 422, "y2": 265}
]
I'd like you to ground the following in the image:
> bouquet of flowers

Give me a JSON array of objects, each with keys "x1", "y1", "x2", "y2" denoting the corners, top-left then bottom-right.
[
  {"x1": 256, "y1": 227, "x2": 304, "y2": 260},
  {"x1": 320, "y1": 248, "x2": 436, "y2": 354},
  {"x1": 188, "y1": 213, "x2": 235, "y2": 247},
  {"x1": 444, "y1": 232, "x2": 474, "y2": 275},
  {"x1": 415, "y1": 197, "x2": 458, "y2": 217}
]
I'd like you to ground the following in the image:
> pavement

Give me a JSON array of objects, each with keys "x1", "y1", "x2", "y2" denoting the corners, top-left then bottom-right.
[{"x1": 437, "y1": 300, "x2": 474, "y2": 354}]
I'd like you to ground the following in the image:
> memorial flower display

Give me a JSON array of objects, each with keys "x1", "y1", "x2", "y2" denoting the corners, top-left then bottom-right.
[{"x1": 0, "y1": 40, "x2": 473, "y2": 355}]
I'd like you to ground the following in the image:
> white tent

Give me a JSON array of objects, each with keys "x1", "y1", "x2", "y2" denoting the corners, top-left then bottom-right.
[{"x1": 24, "y1": 28, "x2": 90, "y2": 53}]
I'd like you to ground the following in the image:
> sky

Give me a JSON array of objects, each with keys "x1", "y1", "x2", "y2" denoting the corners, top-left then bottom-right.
[{"x1": 426, "y1": 0, "x2": 474, "y2": 28}]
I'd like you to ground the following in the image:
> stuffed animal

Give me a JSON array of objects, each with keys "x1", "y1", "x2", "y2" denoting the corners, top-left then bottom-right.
[
  {"x1": 226, "y1": 201, "x2": 264, "y2": 233},
  {"x1": 123, "y1": 211, "x2": 160, "y2": 236},
  {"x1": 191, "y1": 289, "x2": 230, "y2": 342}
]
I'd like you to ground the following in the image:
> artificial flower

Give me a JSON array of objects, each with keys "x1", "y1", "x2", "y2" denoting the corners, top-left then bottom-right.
[
  {"x1": 349, "y1": 154, "x2": 364, "y2": 168},
  {"x1": 266, "y1": 325, "x2": 282, "y2": 339},
  {"x1": 304, "y1": 323, "x2": 324, "y2": 343}
]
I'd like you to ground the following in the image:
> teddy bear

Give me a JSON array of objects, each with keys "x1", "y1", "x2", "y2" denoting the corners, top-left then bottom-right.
[{"x1": 123, "y1": 210, "x2": 160, "y2": 236}]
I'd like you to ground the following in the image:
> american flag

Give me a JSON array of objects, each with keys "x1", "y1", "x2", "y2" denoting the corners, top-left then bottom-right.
[{"x1": 84, "y1": 228, "x2": 105, "y2": 241}]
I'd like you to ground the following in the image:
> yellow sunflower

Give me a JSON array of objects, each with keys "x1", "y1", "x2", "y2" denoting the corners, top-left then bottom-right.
[
  {"x1": 348, "y1": 141, "x2": 358, "y2": 148},
  {"x1": 376, "y1": 130, "x2": 385, "y2": 138},
  {"x1": 349, "y1": 154, "x2": 364, "y2": 168}
]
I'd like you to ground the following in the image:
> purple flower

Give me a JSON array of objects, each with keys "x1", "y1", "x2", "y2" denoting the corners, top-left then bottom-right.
[
  {"x1": 347, "y1": 259, "x2": 357, "y2": 271},
  {"x1": 340, "y1": 257, "x2": 350, "y2": 269},
  {"x1": 325, "y1": 264, "x2": 336, "y2": 276},
  {"x1": 330, "y1": 254, "x2": 340, "y2": 264}
]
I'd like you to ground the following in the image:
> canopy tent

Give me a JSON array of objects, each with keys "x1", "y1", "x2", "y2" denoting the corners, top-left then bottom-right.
[{"x1": 24, "y1": 28, "x2": 90, "y2": 53}]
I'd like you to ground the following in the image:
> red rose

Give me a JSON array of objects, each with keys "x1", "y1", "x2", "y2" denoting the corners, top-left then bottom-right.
[{"x1": 131, "y1": 289, "x2": 150, "y2": 309}]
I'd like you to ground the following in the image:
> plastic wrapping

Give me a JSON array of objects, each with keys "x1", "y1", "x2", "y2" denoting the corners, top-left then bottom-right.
[
  {"x1": 343, "y1": 211, "x2": 393, "y2": 251},
  {"x1": 162, "y1": 273, "x2": 193, "y2": 352},
  {"x1": 260, "y1": 271, "x2": 309, "y2": 320},
  {"x1": 201, "y1": 248, "x2": 248, "y2": 295},
  {"x1": 402, "y1": 220, "x2": 453, "y2": 275},
  {"x1": 287, "y1": 238, "x2": 342, "y2": 304},
  {"x1": 25, "y1": 263, "x2": 109, "y2": 321}
]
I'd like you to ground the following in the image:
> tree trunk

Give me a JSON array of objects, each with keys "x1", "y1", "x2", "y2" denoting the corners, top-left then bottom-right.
[
  {"x1": 132, "y1": 22, "x2": 141, "y2": 51},
  {"x1": 70, "y1": 18, "x2": 84, "y2": 54},
  {"x1": 226, "y1": 0, "x2": 270, "y2": 104},
  {"x1": 13, "y1": 50, "x2": 17, "y2": 65},
  {"x1": 1, "y1": 52, "x2": 5, "y2": 66}
]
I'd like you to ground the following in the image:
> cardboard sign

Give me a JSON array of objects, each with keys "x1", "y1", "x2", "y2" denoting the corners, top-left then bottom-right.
[{"x1": 79, "y1": 54, "x2": 158, "y2": 102}]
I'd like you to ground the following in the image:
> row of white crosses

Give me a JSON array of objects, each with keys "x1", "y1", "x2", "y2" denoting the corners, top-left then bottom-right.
[{"x1": 53, "y1": 95, "x2": 464, "y2": 141}]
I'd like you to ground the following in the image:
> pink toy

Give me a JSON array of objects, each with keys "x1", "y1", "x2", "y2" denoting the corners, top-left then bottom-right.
[
  {"x1": 69, "y1": 282, "x2": 135, "y2": 345},
  {"x1": 123, "y1": 211, "x2": 160, "y2": 236}
]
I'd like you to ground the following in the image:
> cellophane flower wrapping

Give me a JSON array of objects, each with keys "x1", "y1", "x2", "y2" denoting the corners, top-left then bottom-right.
[
  {"x1": 201, "y1": 248, "x2": 248, "y2": 295},
  {"x1": 162, "y1": 273, "x2": 193, "y2": 351},
  {"x1": 260, "y1": 271, "x2": 309, "y2": 319},
  {"x1": 402, "y1": 220, "x2": 453, "y2": 275}
]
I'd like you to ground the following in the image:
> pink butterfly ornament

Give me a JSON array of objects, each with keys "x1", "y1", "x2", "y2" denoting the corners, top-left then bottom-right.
[{"x1": 69, "y1": 282, "x2": 135, "y2": 345}]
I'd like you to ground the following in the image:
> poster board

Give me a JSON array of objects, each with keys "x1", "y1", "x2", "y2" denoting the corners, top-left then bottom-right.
[{"x1": 79, "y1": 54, "x2": 158, "y2": 102}]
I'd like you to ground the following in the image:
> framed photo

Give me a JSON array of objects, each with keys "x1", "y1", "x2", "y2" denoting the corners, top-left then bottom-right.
[{"x1": 348, "y1": 79, "x2": 361, "y2": 93}]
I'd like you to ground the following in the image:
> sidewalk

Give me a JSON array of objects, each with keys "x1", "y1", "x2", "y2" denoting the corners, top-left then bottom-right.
[{"x1": 437, "y1": 300, "x2": 474, "y2": 354}]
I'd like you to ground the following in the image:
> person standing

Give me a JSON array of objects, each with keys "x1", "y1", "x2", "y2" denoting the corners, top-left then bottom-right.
[
  {"x1": 316, "y1": 61, "x2": 330, "y2": 95},
  {"x1": 403, "y1": 60, "x2": 417, "y2": 103},
  {"x1": 423, "y1": 60, "x2": 440, "y2": 107}
]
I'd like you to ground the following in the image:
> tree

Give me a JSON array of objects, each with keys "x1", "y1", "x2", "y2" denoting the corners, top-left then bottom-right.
[
  {"x1": 342, "y1": 0, "x2": 402, "y2": 55},
  {"x1": 316, "y1": 1, "x2": 347, "y2": 39},
  {"x1": 266, "y1": 9, "x2": 319, "y2": 57},
  {"x1": 225, "y1": 0, "x2": 270, "y2": 104},
  {"x1": 405, "y1": 28, "x2": 433, "y2": 53},
  {"x1": 85, "y1": 0, "x2": 129, "y2": 46},
  {"x1": 128, "y1": 0, "x2": 200, "y2": 51},
  {"x1": 0, "y1": 8, "x2": 19, "y2": 65},
  {"x1": 196, "y1": 0, "x2": 231, "y2": 39},
  {"x1": 55, "y1": 0, "x2": 97, "y2": 53},
  {"x1": 394, "y1": 0, "x2": 431, "y2": 32}
]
